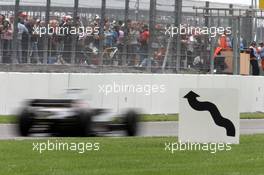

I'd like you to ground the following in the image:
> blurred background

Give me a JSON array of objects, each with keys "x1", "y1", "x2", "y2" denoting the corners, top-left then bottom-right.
[{"x1": 0, "y1": 0, "x2": 263, "y2": 74}]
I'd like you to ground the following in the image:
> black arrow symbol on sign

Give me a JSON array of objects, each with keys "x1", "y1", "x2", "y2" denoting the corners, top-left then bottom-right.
[{"x1": 184, "y1": 91, "x2": 236, "y2": 137}]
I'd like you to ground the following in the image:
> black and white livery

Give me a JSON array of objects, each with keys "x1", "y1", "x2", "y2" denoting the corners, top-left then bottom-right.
[{"x1": 17, "y1": 90, "x2": 140, "y2": 137}]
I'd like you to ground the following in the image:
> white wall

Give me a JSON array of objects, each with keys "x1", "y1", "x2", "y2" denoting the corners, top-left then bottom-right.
[{"x1": 0, "y1": 72, "x2": 264, "y2": 115}]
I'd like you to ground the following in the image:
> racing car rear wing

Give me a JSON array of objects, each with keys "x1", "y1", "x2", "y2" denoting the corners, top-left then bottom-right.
[{"x1": 28, "y1": 99, "x2": 74, "y2": 108}]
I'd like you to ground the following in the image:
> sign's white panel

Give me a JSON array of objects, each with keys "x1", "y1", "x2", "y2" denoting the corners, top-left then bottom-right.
[{"x1": 179, "y1": 88, "x2": 239, "y2": 144}]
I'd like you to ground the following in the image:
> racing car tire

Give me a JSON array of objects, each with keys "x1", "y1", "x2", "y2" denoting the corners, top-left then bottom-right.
[
  {"x1": 77, "y1": 112, "x2": 93, "y2": 137},
  {"x1": 124, "y1": 110, "x2": 139, "y2": 136},
  {"x1": 18, "y1": 109, "x2": 34, "y2": 136}
]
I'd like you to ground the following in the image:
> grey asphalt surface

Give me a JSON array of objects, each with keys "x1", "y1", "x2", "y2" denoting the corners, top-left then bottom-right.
[{"x1": 0, "y1": 119, "x2": 264, "y2": 140}]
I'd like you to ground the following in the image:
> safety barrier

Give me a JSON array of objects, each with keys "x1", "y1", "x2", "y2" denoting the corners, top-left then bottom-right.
[{"x1": 0, "y1": 72, "x2": 263, "y2": 115}]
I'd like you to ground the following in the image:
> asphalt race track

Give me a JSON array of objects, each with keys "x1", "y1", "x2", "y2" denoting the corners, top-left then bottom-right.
[{"x1": 0, "y1": 119, "x2": 264, "y2": 140}]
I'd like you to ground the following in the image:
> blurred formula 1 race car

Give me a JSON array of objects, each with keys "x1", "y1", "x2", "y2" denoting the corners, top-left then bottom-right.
[{"x1": 17, "y1": 89, "x2": 140, "y2": 137}]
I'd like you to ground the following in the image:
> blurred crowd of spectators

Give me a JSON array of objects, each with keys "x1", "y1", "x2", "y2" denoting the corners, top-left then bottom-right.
[
  {"x1": 0, "y1": 12, "x2": 213, "y2": 69},
  {"x1": 0, "y1": 12, "x2": 152, "y2": 66}
]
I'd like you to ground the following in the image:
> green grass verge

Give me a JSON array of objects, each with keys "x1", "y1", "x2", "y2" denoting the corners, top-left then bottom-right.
[
  {"x1": 142, "y1": 113, "x2": 264, "y2": 122},
  {"x1": 142, "y1": 114, "x2": 179, "y2": 122},
  {"x1": 0, "y1": 115, "x2": 16, "y2": 124},
  {"x1": 1, "y1": 113, "x2": 264, "y2": 124},
  {"x1": 240, "y1": 113, "x2": 264, "y2": 119},
  {"x1": 0, "y1": 135, "x2": 264, "y2": 175}
]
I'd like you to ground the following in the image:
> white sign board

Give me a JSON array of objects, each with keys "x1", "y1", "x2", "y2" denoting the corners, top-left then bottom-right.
[{"x1": 179, "y1": 89, "x2": 239, "y2": 144}]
